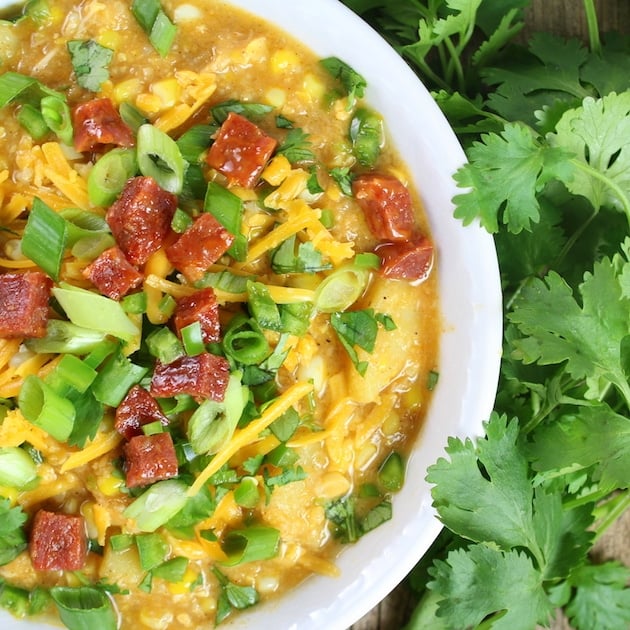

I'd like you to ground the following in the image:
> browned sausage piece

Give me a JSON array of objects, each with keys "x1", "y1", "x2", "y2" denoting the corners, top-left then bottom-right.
[
  {"x1": 106, "y1": 176, "x2": 177, "y2": 266},
  {"x1": 72, "y1": 97, "x2": 135, "y2": 153},
  {"x1": 206, "y1": 112, "x2": 277, "y2": 188},
  {"x1": 115, "y1": 385, "x2": 169, "y2": 440},
  {"x1": 165, "y1": 212, "x2": 234, "y2": 282},
  {"x1": 150, "y1": 352, "x2": 230, "y2": 401},
  {"x1": 376, "y1": 236, "x2": 434, "y2": 282},
  {"x1": 0, "y1": 272, "x2": 52, "y2": 339},
  {"x1": 29, "y1": 510, "x2": 88, "y2": 571},
  {"x1": 82, "y1": 246, "x2": 144, "y2": 300},
  {"x1": 352, "y1": 173, "x2": 415, "y2": 242},
  {"x1": 173, "y1": 287, "x2": 221, "y2": 344},
  {"x1": 123, "y1": 432, "x2": 179, "y2": 488}
]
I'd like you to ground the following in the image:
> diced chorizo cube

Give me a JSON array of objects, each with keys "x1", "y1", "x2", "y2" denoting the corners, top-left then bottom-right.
[
  {"x1": 72, "y1": 97, "x2": 135, "y2": 153},
  {"x1": 82, "y1": 246, "x2": 144, "y2": 300},
  {"x1": 29, "y1": 510, "x2": 88, "y2": 571},
  {"x1": 107, "y1": 176, "x2": 177, "y2": 266},
  {"x1": 115, "y1": 385, "x2": 169, "y2": 440},
  {"x1": 375, "y1": 236, "x2": 434, "y2": 282},
  {"x1": 206, "y1": 112, "x2": 277, "y2": 188},
  {"x1": 173, "y1": 288, "x2": 221, "y2": 344},
  {"x1": 352, "y1": 173, "x2": 415, "y2": 242},
  {"x1": 165, "y1": 212, "x2": 234, "y2": 282},
  {"x1": 123, "y1": 432, "x2": 179, "y2": 488},
  {"x1": 150, "y1": 352, "x2": 230, "y2": 401},
  {"x1": 0, "y1": 272, "x2": 52, "y2": 339}
]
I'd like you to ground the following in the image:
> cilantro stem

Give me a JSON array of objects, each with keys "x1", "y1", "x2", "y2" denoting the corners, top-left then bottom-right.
[
  {"x1": 592, "y1": 489, "x2": 630, "y2": 542},
  {"x1": 582, "y1": 0, "x2": 602, "y2": 55},
  {"x1": 570, "y1": 158, "x2": 630, "y2": 224}
]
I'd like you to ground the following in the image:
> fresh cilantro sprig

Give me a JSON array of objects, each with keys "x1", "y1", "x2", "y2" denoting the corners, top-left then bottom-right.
[
  {"x1": 0, "y1": 499, "x2": 28, "y2": 566},
  {"x1": 343, "y1": 1, "x2": 630, "y2": 629}
]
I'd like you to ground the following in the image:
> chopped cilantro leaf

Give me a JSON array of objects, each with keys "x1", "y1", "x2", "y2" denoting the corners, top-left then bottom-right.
[
  {"x1": 67, "y1": 40, "x2": 113, "y2": 92},
  {"x1": 276, "y1": 128, "x2": 317, "y2": 163},
  {"x1": 0, "y1": 499, "x2": 27, "y2": 566}
]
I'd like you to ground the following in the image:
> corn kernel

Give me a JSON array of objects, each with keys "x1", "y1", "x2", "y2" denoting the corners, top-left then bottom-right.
[
  {"x1": 302, "y1": 73, "x2": 326, "y2": 101},
  {"x1": 136, "y1": 93, "x2": 163, "y2": 115},
  {"x1": 140, "y1": 609, "x2": 173, "y2": 629},
  {"x1": 270, "y1": 49, "x2": 301, "y2": 73},
  {"x1": 98, "y1": 30, "x2": 120, "y2": 51},
  {"x1": 113, "y1": 78, "x2": 143, "y2": 104},
  {"x1": 261, "y1": 155, "x2": 292, "y2": 186},
  {"x1": 382, "y1": 411, "x2": 401, "y2": 437},
  {"x1": 168, "y1": 567, "x2": 198, "y2": 595},
  {"x1": 97, "y1": 474, "x2": 124, "y2": 497},
  {"x1": 152, "y1": 78, "x2": 182, "y2": 109},
  {"x1": 316, "y1": 471, "x2": 351, "y2": 499},
  {"x1": 81, "y1": 502, "x2": 99, "y2": 540},
  {"x1": 50, "y1": 6, "x2": 64, "y2": 23},
  {"x1": 0, "y1": 485, "x2": 18, "y2": 504},
  {"x1": 265, "y1": 87, "x2": 286, "y2": 108}
]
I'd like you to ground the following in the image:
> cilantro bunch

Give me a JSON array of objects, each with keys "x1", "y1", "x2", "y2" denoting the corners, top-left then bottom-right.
[{"x1": 342, "y1": 1, "x2": 630, "y2": 629}]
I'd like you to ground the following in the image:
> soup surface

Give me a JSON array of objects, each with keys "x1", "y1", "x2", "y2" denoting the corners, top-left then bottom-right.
[{"x1": 0, "y1": 1, "x2": 439, "y2": 627}]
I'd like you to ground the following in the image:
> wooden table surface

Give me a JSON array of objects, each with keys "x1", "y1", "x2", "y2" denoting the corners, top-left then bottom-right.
[{"x1": 349, "y1": 2, "x2": 630, "y2": 629}]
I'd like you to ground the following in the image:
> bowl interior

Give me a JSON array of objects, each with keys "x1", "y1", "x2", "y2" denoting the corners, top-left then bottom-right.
[{"x1": 0, "y1": 1, "x2": 503, "y2": 629}]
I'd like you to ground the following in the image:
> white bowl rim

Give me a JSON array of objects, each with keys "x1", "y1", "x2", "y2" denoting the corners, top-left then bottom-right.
[{"x1": 0, "y1": 1, "x2": 503, "y2": 629}]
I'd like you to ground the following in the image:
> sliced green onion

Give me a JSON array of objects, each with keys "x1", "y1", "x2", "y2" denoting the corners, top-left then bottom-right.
[
  {"x1": 313, "y1": 265, "x2": 370, "y2": 312},
  {"x1": 135, "y1": 532, "x2": 168, "y2": 571},
  {"x1": 142, "y1": 420, "x2": 164, "y2": 436},
  {"x1": 221, "y1": 526, "x2": 280, "y2": 566},
  {"x1": 233, "y1": 477, "x2": 260, "y2": 508},
  {"x1": 146, "y1": 326, "x2": 185, "y2": 364},
  {"x1": 0, "y1": 447, "x2": 38, "y2": 489},
  {"x1": 0, "y1": 584, "x2": 30, "y2": 618},
  {"x1": 109, "y1": 533, "x2": 134, "y2": 552},
  {"x1": 349, "y1": 107, "x2": 383, "y2": 168},
  {"x1": 40, "y1": 95, "x2": 73, "y2": 145},
  {"x1": 176, "y1": 124, "x2": 216, "y2": 162},
  {"x1": 171, "y1": 208, "x2": 193, "y2": 234},
  {"x1": 54, "y1": 353, "x2": 98, "y2": 393},
  {"x1": 60, "y1": 208, "x2": 110, "y2": 245},
  {"x1": 319, "y1": 208, "x2": 335, "y2": 229},
  {"x1": 158, "y1": 294, "x2": 177, "y2": 317},
  {"x1": 21, "y1": 197, "x2": 67, "y2": 281},
  {"x1": 50, "y1": 586, "x2": 117, "y2": 630},
  {"x1": 17, "y1": 103, "x2": 48, "y2": 139},
  {"x1": 124, "y1": 479, "x2": 188, "y2": 532},
  {"x1": 152, "y1": 556, "x2": 189, "y2": 582},
  {"x1": 18, "y1": 374, "x2": 75, "y2": 442},
  {"x1": 247, "y1": 281, "x2": 282, "y2": 331},
  {"x1": 53, "y1": 283, "x2": 140, "y2": 341},
  {"x1": 354, "y1": 252, "x2": 381, "y2": 269},
  {"x1": 204, "y1": 181, "x2": 246, "y2": 261},
  {"x1": 83, "y1": 339, "x2": 120, "y2": 369},
  {"x1": 187, "y1": 373, "x2": 248, "y2": 455},
  {"x1": 25, "y1": 320, "x2": 107, "y2": 355},
  {"x1": 71, "y1": 233, "x2": 116, "y2": 260},
  {"x1": 222, "y1": 315, "x2": 270, "y2": 365},
  {"x1": 265, "y1": 443, "x2": 299, "y2": 468},
  {"x1": 195, "y1": 270, "x2": 251, "y2": 294},
  {"x1": 378, "y1": 452, "x2": 405, "y2": 492},
  {"x1": 119, "y1": 101, "x2": 148, "y2": 132},
  {"x1": 181, "y1": 321, "x2": 205, "y2": 356},
  {"x1": 131, "y1": 0, "x2": 177, "y2": 57},
  {"x1": 88, "y1": 148, "x2": 138, "y2": 207},
  {"x1": 269, "y1": 406, "x2": 300, "y2": 442},
  {"x1": 121, "y1": 291, "x2": 147, "y2": 315},
  {"x1": 91, "y1": 350, "x2": 148, "y2": 407},
  {"x1": 137, "y1": 123, "x2": 185, "y2": 194}
]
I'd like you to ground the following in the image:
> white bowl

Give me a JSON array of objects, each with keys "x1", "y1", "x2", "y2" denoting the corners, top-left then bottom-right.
[{"x1": 0, "y1": 1, "x2": 502, "y2": 629}]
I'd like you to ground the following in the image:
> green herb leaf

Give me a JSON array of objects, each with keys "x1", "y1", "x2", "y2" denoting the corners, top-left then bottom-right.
[{"x1": 67, "y1": 40, "x2": 113, "y2": 92}]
